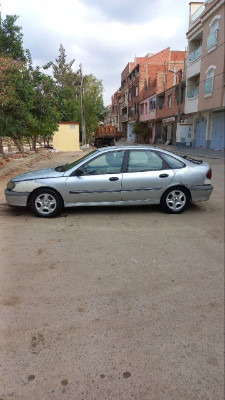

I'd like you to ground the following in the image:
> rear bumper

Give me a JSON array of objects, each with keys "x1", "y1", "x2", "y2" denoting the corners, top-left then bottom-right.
[
  {"x1": 5, "y1": 189, "x2": 29, "y2": 207},
  {"x1": 189, "y1": 184, "x2": 213, "y2": 202}
]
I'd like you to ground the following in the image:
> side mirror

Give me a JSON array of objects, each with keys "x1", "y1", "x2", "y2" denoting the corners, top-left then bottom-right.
[{"x1": 74, "y1": 167, "x2": 83, "y2": 176}]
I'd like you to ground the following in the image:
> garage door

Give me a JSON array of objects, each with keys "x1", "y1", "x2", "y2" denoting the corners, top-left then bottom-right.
[{"x1": 210, "y1": 111, "x2": 225, "y2": 151}]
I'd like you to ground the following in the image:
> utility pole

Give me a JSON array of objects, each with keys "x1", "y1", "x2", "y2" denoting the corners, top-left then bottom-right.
[{"x1": 80, "y1": 63, "x2": 86, "y2": 146}]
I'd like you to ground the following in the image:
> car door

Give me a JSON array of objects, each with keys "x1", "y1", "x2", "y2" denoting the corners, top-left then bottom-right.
[
  {"x1": 121, "y1": 150, "x2": 174, "y2": 203},
  {"x1": 65, "y1": 150, "x2": 126, "y2": 205}
]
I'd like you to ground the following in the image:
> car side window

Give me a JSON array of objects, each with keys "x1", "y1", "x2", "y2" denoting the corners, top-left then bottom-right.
[
  {"x1": 80, "y1": 151, "x2": 125, "y2": 175},
  {"x1": 127, "y1": 150, "x2": 164, "y2": 172},
  {"x1": 160, "y1": 153, "x2": 185, "y2": 169}
]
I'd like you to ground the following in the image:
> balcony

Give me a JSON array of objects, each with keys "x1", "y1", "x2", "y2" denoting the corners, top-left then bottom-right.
[
  {"x1": 188, "y1": 45, "x2": 202, "y2": 62},
  {"x1": 191, "y1": 4, "x2": 205, "y2": 23},
  {"x1": 207, "y1": 30, "x2": 218, "y2": 50},
  {"x1": 187, "y1": 87, "x2": 199, "y2": 99},
  {"x1": 204, "y1": 78, "x2": 213, "y2": 95},
  {"x1": 121, "y1": 114, "x2": 128, "y2": 122},
  {"x1": 186, "y1": 56, "x2": 201, "y2": 79}
]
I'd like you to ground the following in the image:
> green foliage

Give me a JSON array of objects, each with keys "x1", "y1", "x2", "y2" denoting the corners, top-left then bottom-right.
[
  {"x1": 52, "y1": 45, "x2": 105, "y2": 138},
  {"x1": 0, "y1": 13, "x2": 26, "y2": 60},
  {"x1": 0, "y1": 17, "x2": 106, "y2": 153},
  {"x1": 133, "y1": 122, "x2": 149, "y2": 137},
  {"x1": 53, "y1": 44, "x2": 80, "y2": 91},
  {"x1": 81, "y1": 74, "x2": 104, "y2": 136}
]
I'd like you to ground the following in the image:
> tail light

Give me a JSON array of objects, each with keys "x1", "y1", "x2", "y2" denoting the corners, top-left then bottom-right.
[{"x1": 206, "y1": 168, "x2": 212, "y2": 179}]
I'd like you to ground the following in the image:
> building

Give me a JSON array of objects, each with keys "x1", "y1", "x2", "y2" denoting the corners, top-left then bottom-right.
[
  {"x1": 113, "y1": 48, "x2": 186, "y2": 143},
  {"x1": 155, "y1": 71, "x2": 186, "y2": 145},
  {"x1": 111, "y1": 90, "x2": 121, "y2": 132},
  {"x1": 185, "y1": 0, "x2": 225, "y2": 150},
  {"x1": 53, "y1": 122, "x2": 80, "y2": 151}
]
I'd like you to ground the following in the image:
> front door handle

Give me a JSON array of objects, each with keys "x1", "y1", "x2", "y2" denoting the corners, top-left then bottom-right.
[
  {"x1": 159, "y1": 173, "x2": 169, "y2": 178},
  {"x1": 109, "y1": 177, "x2": 119, "y2": 181}
]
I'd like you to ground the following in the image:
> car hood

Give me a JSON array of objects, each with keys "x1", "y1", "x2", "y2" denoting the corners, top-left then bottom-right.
[{"x1": 12, "y1": 167, "x2": 65, "y2": 182}]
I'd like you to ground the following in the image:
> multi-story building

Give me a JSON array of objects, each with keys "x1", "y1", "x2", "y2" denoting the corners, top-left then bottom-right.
[
  {"x1": 111, "y1": 90, "x2": 121, "y2": 132},
  {"x1": 113, "y1": 48, "x2": 186, "y2": 142},
  {"x1": 185, "y1": 0, "x2": 225, "y2": 150},
  {"x1": 155, "y1": 71, "x2": 186, "y2": 145}
]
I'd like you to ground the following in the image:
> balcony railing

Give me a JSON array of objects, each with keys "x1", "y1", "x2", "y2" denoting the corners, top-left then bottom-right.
[
  {"x1": 187, "y1": 87, "x2": 199, "y2": 98},
  {"x1": 207, "y1": 30, "x2": 218, "y2": 50},
  {"x1": 121, "y1": 114, "x2": 128, "y2": 122},
  {"x1": 191, "y1": 4, "x2": 205, "y2": 22},
  {"x1": 204, "y1": 78, "x2": 213, "y2": 94},
  {"x1": 188, "y1": 45, "x2": 202, "y2": 62}
]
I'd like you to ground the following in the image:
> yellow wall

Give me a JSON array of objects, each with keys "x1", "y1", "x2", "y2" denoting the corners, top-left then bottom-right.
[{"x1": 53, "y1": 123, "x2": 80, "y2": 151}]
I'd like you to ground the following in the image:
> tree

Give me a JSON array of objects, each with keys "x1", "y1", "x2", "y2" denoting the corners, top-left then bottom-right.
[
  {"x1": 80, "y1": 74, "x2": 104, "y2": 141},
  {"x1": 25, "y1": 66, "x2": 60, "y2": 150},
  {"x1": 51, "y1": 44, "x2": 80, "y2": 122},
  {"x1": 0, "y1": 56, "x2": 22, "y2": 106},
  {"x1": 0, "y1": 56, "x2": 59, "y2": 154},
  {"x1": 0, "y1": 13, "x2": 27, "y2": 155},
  {"x1": 132, "y1": 122, "x2": 150, "y2": 143},
  {"x1": 53, "y1": 44, "x2": 79, "y2": 90},
  {"x1": 49, "y1": 45, "x2": 106, "y2": 141},
  {"x1": 0, "y1": 13, "x2": 26, "y2": 60}
]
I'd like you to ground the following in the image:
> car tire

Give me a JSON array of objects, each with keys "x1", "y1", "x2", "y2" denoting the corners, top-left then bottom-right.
[
  {"x1": 30, "y1": 188, "x2": 63, "y2": 218},
  {"x1": 160, "y1": 186, "x2": 190, "y2": 214}
]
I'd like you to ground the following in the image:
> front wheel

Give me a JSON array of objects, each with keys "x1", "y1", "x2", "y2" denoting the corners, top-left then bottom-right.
[
  {"x1": 160, "y1": 187, "x2": 190, "y2": 214},
  {"x1": 30, "y1": 188, "x2": 63, "y2": 218}
]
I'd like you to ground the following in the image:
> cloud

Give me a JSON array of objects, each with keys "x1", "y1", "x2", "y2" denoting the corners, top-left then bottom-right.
[{"x1": 1, "y1": 0, "x2": 190, "y2": 105}]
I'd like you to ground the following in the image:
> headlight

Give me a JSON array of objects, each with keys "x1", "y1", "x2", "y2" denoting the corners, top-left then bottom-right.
[{"x1": 7, "y1": 181, "x2": 16, "y2": 190}]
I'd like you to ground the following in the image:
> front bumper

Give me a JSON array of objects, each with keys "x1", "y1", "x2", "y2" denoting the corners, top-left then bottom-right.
[
  {"x1": 5, "y1": 189, "x2": 29, "y2": 207},
  {"x1": 189, "y1": 184, "x2": 213, "y2": 202}
]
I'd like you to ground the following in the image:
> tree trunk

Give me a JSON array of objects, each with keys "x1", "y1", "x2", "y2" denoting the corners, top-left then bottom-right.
[
  {"x1": 13, "y1": 138, "x2": 25, "y2": 157},
  {"x1": 27, "y1": 137, "x2": 32, "y2": 151},
  {"x1": 0, "y1": 137, "x2": 5, "y2": 158},
  {"x1": 31, "y1": 136, "x2": 37, "y2": 151}
]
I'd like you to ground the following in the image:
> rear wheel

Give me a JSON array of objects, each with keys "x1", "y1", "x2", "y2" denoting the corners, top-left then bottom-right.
[
  {"x1": 160, "y1": 187, "x2": 190, "y2": 214},
  {"x1": 30, "y1": 188, "x2": 63, "y2": 218}
]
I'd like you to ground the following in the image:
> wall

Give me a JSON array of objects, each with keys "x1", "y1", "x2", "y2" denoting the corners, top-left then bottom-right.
[
  {"x1": 53, "y1": 122, "x2": 80, "y2": 151},
  {"x1": 198, "y1": 1, "x2": 225, "y2": 111}
]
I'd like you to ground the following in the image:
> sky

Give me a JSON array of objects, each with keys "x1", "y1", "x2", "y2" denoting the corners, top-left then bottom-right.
[{"x1": 1, "y1": 0, "x2": 191, "y2": 106}]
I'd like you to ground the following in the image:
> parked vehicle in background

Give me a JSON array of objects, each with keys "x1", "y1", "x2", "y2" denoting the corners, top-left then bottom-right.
[
  {"x1": 5, "y1": 146, "x2": 213, "y2": 218},
  {"x1": 94, "y1": 125, "x2": 122, "y2": 148}
]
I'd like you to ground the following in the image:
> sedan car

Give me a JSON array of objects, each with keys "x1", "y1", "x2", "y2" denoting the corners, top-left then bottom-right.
[{"x1": 5, "y1": 146, "x2": 213, "y2": 217}]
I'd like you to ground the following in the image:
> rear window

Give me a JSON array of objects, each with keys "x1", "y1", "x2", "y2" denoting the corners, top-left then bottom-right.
[
  {"x1": 179, "y1": 155, "x2": 203, "y2": 164},
  {"x1": 160, "y1": 153, "x2": 185, "y2": 169}
]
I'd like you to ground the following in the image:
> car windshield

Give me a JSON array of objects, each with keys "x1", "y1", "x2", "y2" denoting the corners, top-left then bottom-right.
[{"x1": 55, "y1": 150, "x2": 98, "y2": 172}]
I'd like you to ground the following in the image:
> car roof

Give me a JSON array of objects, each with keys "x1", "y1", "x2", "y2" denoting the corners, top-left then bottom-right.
[{"x1": 96, "y1": 145, "x2": 159, "y2": 152}]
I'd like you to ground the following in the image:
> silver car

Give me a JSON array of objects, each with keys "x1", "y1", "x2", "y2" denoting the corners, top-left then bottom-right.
[{"x1": 5, "y1": 146, "x2": 213, "y2": 217}]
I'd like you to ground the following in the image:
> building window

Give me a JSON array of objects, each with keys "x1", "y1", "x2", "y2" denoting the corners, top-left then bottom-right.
[
  {"x1": 207, "y1": 15, "x2": 221, "y2": 51},
  {"x1": 149, "y1": 97, "x2": 156, "y2": 110},
  {"x1": 168, "y1": 95, "x2": 172, "y2": 108},
  {"x1": 204, "y1": 66, "x2": 216, "y2": 96},
  {"x1": 70, "y1": 125, "x2": 76, "y2": 129}
]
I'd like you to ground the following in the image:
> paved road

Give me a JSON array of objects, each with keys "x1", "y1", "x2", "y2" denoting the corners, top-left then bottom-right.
[{"x1": 0, "y1": 150, "x2": 224, "y2": 400}]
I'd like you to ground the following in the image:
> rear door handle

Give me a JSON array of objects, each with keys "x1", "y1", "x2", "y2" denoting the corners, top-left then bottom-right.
[
  {"x1": 159, "y1": 174, "x2": 169, "y2": 178},
  {"x1": 109, "y1": 177, "x2": 119, "y2": 181}
]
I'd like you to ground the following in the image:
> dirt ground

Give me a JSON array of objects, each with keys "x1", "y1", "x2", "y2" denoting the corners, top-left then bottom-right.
[{"x1": 0, "y1": 150, "x2": 224, "y2": 400}]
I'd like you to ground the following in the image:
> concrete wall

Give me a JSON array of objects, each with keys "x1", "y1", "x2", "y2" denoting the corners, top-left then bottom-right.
[{"x1": 198, "y1": 1, "x2": 225, "y2": 111}]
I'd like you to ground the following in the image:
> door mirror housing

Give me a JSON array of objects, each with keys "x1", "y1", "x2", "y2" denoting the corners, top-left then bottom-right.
[{"x1": 74, "y1": 167, "x2": 83, "y2": 176}]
